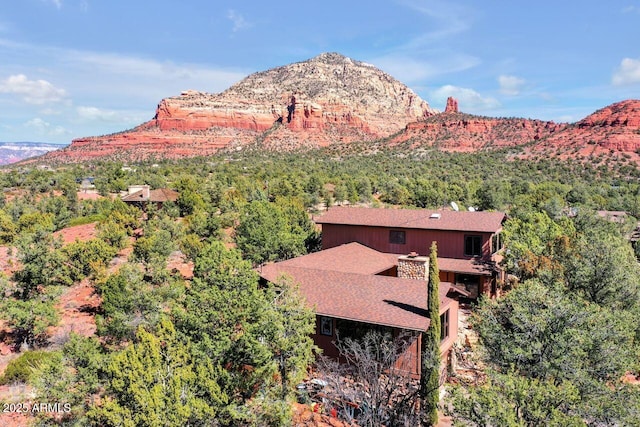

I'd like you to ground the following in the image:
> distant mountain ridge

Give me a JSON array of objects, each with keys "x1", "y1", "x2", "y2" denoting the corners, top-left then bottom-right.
[
  {"x1": 33, "y1": 52, "x2": 640, "y2": 164},
  {"x1": 44, "y1": 53, "x2": 436, "y2": 162},
  {"x1": 0, "y1": 142, "x2": 65, "y2": 165},
  {"x1": 390, "y1": 99, "x2": 640, "y2": 162},
  {"x1": 391, "y1": 109, "x2": 565, "y2": 151}
]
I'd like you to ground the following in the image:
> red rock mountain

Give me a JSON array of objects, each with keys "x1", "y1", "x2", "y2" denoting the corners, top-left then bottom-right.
[
  {"x1": 527, "y1": 100, "x2": 640, "y2": 160},
  {"x1": 391, "y1": 99, "x2": 640, "y2": 161},
  {"x1": 39, "y1": 50, "x2": 640, "y2": 163},
  {"x1": 45, "y1": 53, "x2": 436, "y2": 162},
  {"x1": 391, "y1": 110, "x2": 566, "y2": 151}
]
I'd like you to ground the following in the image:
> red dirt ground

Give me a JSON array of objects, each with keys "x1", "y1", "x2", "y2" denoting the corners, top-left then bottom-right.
[
  {"x1": 0, "y1": 222, "x2": 102, "y2": 426},
  {"x1": 53, "y1": 222, "x2": 98, "y2": 245},
  {"x1": 47, "y1": 279, "x2": 101, "y2": 346},
  {"x1": 76, "y1": 190, "x2": 103, "y2": 201},
  {"x1": 167, "y1": 250, "x2": 193, "y2": 279}
]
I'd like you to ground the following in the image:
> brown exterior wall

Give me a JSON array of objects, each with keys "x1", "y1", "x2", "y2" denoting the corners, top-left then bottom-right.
[
  {"x1": 440, "y1": 271, "x2": 455, "y2": 283},
  {"x1": 312, "y1": 302, "x2": 459, "y2": 380},
  {"x1": 321, "y1": 224, "x2": 494, "y2": 259},
  {"x1": 313, "y1": 316, "x2": 340, "y2": 358},
  {"x1": 392, "y1": 332, "x2": 421, "y2": 378},
  {"x1": 439, "y1": 300, "x2": 459, "y2": 356}
]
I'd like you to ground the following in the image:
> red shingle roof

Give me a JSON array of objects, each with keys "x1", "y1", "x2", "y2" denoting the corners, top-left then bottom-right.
[
  {"x1": 269, "y1": 242, "x2": 398, "y2": 275},
  {"x1": 261, "y1": 265, "x2": 458, "y2": 331},
  {"x1": 121, "y1": 189, "x2": 147, "y2": 202},
  {"x1": 436, "y1": 257, "x2": 494, "y2": 276},
  {"x1": 315, "y1": 206, "x2": 505, "y2": 233}
]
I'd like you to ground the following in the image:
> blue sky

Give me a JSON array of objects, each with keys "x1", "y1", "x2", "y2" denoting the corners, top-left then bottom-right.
[{"x1": 1, "y1": 0, "x2": 640, "y2": 144}]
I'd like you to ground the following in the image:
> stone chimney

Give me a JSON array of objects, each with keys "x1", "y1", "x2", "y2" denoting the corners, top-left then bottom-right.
[
  {"x1": 128, "y1": 185, "x2": 151, "y2": 199},
  {"x1": 397, "y1": 252, "x2": 429, "y2": 280}
]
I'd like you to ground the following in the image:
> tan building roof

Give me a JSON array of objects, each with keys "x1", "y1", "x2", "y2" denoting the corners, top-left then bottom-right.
[
  {"x1": 122, "y1": 188, "x2": 179, "y2": 203},
  {"x1": 315, "y1": 206, "x2": 505, "y2": 233}
]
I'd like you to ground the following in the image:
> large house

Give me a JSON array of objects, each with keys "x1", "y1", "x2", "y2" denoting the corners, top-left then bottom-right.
[
  {"x1": 259, "y1": 242, "x2": 468, "y2": 379},
  {"x1": 122, "y1": 185, "x2": 179, "y2": 210},
  {"x1": 315, "y1": 207, "x2": 506, "y2": 298},
  {"x1": 259, "y1": 207, "x2": 506, "y2": 379}
]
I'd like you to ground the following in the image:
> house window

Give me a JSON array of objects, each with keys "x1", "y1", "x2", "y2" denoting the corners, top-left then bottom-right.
[
  {"x1": 491, "y1": 233, "x2": 503, "y2": 254},
  {"x1": 464, "y1": 235, "x2": 482, "y2": 257},
  {"x1": 389, "y1": 230, "x2": 406, "y2": 245},
  {"x1": 319, "y1": 316, "x2": 333, "y2": 336},
  {"x1": 440, "y1": 310, "x2": 450, "y2": 341}
]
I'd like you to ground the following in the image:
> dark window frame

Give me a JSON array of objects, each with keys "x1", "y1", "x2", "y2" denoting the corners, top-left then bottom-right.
[
  {"x1": 319, "y1": 316, "x2": 333, "y2": 336},
  {"x1": 389, "y1": 230, "x2": 406, "y2": 245},
  {"x1": 464, "y1": 234, "x2": 483, "y2": 257},
  {"x1": 440, "y1": 310, "x2": 450, "y2": 341}
]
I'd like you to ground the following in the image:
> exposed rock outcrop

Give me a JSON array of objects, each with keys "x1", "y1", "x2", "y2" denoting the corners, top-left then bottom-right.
[
  {"x1": 527, "y1": 100, "x2": 640, "y2": 159},
  {"x1": 444, "y1": 97, "x2": 458, "y2": 113},
  {"x1": 390, "y1": 99, "x2": 640, "y2": 162},
  {"x1": 393, "y1": 110, "x2": 564, "y2": 151},
  {"x1": 45, "y1": 53, "x2": 437, "y2": 162}
]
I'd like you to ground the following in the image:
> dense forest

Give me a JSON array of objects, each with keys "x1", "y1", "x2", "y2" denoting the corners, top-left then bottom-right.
[{"x1": 1, "y1": 144, "x2": 640, "y2": 426}]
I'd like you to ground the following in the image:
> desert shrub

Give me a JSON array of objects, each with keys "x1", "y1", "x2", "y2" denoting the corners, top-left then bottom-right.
[
  {"x1": 68, "y1": 214, "x2": 105, "y2": 227},
  {"x1": 0, "y1": 350, "x2": 61, "y2": 385}
]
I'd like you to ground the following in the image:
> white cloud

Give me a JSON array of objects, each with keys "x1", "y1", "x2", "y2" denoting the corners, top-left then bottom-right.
[
  {"x1": 43, "y1": 0, "x2": 63, "y2": 9},
  {"x1": 25, "y1": 118, "x2": 48, "y2": 130},
  {"x1": 76, "y1": 106, "x2": 146, "y2": 124},
  {"x1": 612, "y1": 58, "x2": 640, "y2": 85},
  {"x1": 66, "y1": 51, "x2": 245, "y2": 92},
  {"x1": 40, "y1": 107, "x2": 62, "y2": 115},
  {"x1": 365, "y1": 1, "x2": 478, "y2": 85},
  {"x1": 431, "y1": 85, "x2": 500, "y2": 110},
  {"x1": 0, "y1": 74, "x2": 67, "y2": 104},
  {"x1": 398, "y1": 0, "x2": 471, "y2": 43},
  {"x1": 76, "y1": 106, "x2": 119, "y2": 121},
  {"x1": 498, "y1": 74, "x2": 525, "y2": 95},
  {"x1": 371, "y1": 54, "x2": 480, "y2": 84},
  {"x1": 227, "y1": 10, "x2": 251, "y2": 32},
  {"x1": 24, "y1": 117, "x2": 70, "y2": 136}
]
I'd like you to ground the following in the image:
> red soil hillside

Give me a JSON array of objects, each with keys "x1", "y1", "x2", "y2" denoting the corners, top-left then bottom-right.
[
  {"x1": 527, "y1": 99, "x2": 640, "y2": 160},
  {"x1": 392, "y1": 98, "x2": 565, "y2": 152},
  {"x1": 392, "y1": 98, "x2": 640, "y2": 161},
  {"x1": 43, "y1": 53, "x2": 436, "y2": 163}
]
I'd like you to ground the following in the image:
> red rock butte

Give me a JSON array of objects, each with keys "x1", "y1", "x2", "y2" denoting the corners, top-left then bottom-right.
[
  {"x1": 534, "y1": 99, "x2": 640, "y2": 158},
  {"x1": 38, "y1": 51, "x2": 640, "y2": 164},
  {"x1": 391, "y1": 99, "x2": 640, "y2": 161},
  {"x1": 45, "y1": 53, "x2": 437, "y2": 162}
]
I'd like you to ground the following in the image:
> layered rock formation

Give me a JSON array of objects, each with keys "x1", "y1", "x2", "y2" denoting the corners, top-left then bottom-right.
[
  {"x1": 444, "y1": 97, "x2": 458, "y2": 113},
  {"x1": 392, "y1": 104, "x2": 565, "y2": 151},
  {"x1": 45, "y1": 53, "x2": 436, "y2": 162},
  {"x1": 392, "y1": 98, "x2": 640, "y2": 161},
  {"x1": 37, "y1": 52, "x2": 640, "y2": 164},
  {"x1": 528, "y1": 100, "x2": 640, "y2": 159}
]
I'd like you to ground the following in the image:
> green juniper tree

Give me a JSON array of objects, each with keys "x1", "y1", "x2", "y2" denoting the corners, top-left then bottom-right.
[{"x1": 421, "y1": 241, "x2": 441, "y2": 426}]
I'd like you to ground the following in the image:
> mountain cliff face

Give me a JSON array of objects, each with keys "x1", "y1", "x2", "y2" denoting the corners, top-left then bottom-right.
[
  {"x1": 391, "y1": 99, "x2": 640, "y2": 162},
  {"x1": 392, "y1": 110, "x2": 565, "y2": 151},
  {"x1": 527, "y1": 100, "x2": 640, "y2": 159},
  {"x1": 38, "y1": 51, "x2": 640, "y2": 163},
  {"x1": 45, "y1": 53, "x2": 436, "y2": 162}
]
